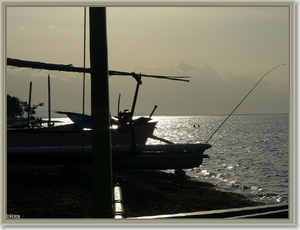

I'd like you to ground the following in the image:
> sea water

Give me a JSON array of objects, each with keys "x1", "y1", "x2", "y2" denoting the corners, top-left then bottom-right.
[
  {"x1": 52, "y1": 114, "x2": 290, "y2": 205},
  {"x1": 147, "y1": 114, "x2": 289, "y2": 205}
]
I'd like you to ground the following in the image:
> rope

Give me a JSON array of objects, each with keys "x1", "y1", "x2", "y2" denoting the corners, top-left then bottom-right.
[{"x1": 205, "y1": 63, "x2": 288, "y2": 144}]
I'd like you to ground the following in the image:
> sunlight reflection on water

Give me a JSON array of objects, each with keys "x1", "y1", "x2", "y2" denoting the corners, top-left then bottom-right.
[{"x1": 148, "y1": 114, "x2": 289, "y2": 204}]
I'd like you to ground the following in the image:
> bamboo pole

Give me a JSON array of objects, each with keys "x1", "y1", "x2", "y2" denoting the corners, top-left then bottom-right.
[
  {"x1": 48, "y1": 74, "x2": 51, "y2": 127},
  {"x1": 27, "y1": 82, "x2": 32, "y2": 128},
  {"x1": 89, "y1": 7, "x2": 113, "y2": 218}
]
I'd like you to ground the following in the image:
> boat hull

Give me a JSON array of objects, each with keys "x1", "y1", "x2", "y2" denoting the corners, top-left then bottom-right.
[
  {"x1": 7, "y1": 122, "x2": 212, "y2": 170},
  {"x1": 7, "y1": 144, "x2": 211, "y2": 169},
  {"x1": 7, "y1": 122, "x2": 157, "y2": 148}
]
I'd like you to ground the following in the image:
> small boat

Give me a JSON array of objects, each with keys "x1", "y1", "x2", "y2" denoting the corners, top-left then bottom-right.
[
  {"x1": 7, "y1": 117, "x2": 43, "y2": 128},
  {"x1": 7, "y1": 119, "x2": 29, "y2": 128},
  {"x1": 7, "y1": 118, "x2": 157, "y2": 148}
]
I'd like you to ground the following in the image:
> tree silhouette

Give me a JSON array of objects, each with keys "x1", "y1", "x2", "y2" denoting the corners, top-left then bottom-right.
[
  {"x1": 7, "y1": 95, "x2": 23, "y2": 119},
  {"x1": 7, "y1": 94, "x2": 44, "y2": 119}
]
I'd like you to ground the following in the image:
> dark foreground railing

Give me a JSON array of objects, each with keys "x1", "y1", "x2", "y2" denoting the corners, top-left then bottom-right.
[
  {"x1": 113, "y1": 183, "x2": 288, "y2": 219},
  {"x1": 129, "y1": 203, "x2": 288, "y2": 219}
]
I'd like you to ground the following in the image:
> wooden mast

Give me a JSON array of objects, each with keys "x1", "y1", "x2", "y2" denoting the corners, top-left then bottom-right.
[
  {"x1": 27, "y1": 82, "x2": 32, "y2": 128},
  {"x1": 89, "y1": 7, "x2": 113, "y2": 218},
  {"x1": 48, "y1": 74, "x2": 51, "y2": 127}
]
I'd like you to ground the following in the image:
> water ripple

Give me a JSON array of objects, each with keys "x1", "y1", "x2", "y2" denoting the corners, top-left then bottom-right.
[{"x1": 148, "y1": 114, "x2": 289, "y2": 204}]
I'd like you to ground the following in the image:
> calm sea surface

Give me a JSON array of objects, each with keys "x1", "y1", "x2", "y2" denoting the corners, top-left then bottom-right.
[
  {"x1": 54, "y1": 113, "x2": 289, "y2": 205},
  {"x1": 147, "y1": 114, "x2": 289, "y2": 205}
]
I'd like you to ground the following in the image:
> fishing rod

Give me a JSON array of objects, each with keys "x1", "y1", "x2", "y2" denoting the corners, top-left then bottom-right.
[{"x1": 205, "y1": 63, "x2": 288, "y2": 144}]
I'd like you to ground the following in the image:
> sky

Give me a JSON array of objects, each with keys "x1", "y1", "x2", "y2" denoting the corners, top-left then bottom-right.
[{"x1": 4, "y1": 5, "x2": 292, "y2": 117}]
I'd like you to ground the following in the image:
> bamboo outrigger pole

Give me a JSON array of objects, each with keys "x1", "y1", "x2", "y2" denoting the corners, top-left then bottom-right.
[{"x1": 89, "y1": 7, "x2": 113, "y2": 217}]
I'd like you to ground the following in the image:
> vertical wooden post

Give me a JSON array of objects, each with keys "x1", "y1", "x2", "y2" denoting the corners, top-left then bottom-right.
[
  {"x1": 27, "y1": 81, "x2": 32, "y2": 128},
  {"x1": 89, "y1": 7, "x2": 113, "y2": 218},
  {"x1": 48, "y1": 74, "x2": 51, "y2": 127}
]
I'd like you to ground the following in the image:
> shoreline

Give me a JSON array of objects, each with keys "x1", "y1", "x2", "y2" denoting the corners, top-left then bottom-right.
[
  {"x1": 7, "y1": 165, "x2": 265, "y2": 218},
  {"x1": 113, "y1": 169, "x2": 265, "y2": 217}
]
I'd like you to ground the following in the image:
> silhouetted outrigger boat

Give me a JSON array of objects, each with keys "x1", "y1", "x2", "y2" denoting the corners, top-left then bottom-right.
[
  {"x1": 7, "y1": 58, "x2": 212, "y2": 169},
  {"x1": 6, "y1": 59, "x2": 184, "y2": 147}
]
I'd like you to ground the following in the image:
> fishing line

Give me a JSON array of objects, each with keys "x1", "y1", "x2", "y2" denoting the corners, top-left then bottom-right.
[{"x1": 205, "y1": 63, "x2": 288, "y2": 144}]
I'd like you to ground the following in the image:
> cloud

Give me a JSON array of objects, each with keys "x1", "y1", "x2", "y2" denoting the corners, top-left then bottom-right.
[
  {"x1": 47, "y1": 25, "x2": 56, "y2": 29},
  {"x1": 176, "y1": 62, "x2": 198, "y2": 72},
  {"x1": 120, "y1": 62, "x2": 289, "y2": 115}
]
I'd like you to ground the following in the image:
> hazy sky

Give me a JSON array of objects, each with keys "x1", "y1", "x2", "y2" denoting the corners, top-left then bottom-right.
[{"x1": 5, "y1": 5, "x2": 291, "y2": 117}]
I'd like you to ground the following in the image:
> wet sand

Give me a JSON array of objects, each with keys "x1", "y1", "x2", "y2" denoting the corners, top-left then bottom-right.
[{"x1": 6, "y1": 165, "x2": 264, "y2": 218}]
